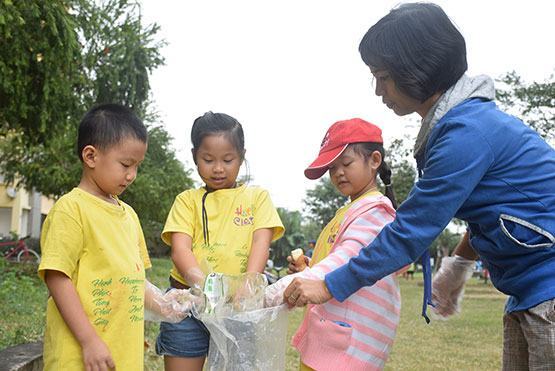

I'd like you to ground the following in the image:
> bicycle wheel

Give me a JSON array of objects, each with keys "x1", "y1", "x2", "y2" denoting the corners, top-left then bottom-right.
[{"x1": 16, "y1": 248, "x2": 41, "y2": 264}]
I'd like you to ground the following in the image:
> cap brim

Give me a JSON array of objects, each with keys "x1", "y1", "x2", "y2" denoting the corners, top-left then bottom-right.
[{"x1": 304, "y1": 144, "x2": 348, "y2": 180}]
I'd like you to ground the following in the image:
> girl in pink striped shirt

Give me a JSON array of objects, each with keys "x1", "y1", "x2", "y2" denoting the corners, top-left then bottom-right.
[{"x1": 265, "y1": 118, "x2": 402, "y2": 371}]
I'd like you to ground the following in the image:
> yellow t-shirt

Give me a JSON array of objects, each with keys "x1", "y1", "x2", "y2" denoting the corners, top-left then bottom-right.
[
  {"x1": 38, "y1": 188, "x2": 151, "y2": 371},
  {"x1": 162, "y1": 184, "x2": 284, "y2": 284},
  {"x1": 310, "y1": 190, "x2": 382, "y2": 266}
]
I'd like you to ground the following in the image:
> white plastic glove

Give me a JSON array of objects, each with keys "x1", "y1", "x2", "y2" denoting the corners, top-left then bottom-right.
[
  {"x1": 264, "y1": 274, "x2": 295, "y2": 307},
  {"x1": 431, "y1": 255, "x2": 475, "y2": 319},
  {"x1": 184, "y1": 267, "x2": 206, "y2": 289},
  {"x1": 144, "y1": 281, "x2": 205, "y2": 323}
]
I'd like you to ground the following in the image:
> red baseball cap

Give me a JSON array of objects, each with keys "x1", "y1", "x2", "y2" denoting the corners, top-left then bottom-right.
[{"x1": 304, "y1": 118, "x2": 383, "y2": 180}]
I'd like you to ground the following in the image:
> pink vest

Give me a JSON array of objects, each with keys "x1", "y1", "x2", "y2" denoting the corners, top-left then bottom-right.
[{"x1": 292, "y1": 195, "x2": 401, "y2": 370}]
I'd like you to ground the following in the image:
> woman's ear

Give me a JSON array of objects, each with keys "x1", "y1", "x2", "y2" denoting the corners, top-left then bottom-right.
[
  {"x1": 81, "y1": 145, "x2": 98, "y2": 169},
  {"x1": 241, "y1": 149, "x2": 247, "y2": 164},
  {"x1": 369, "y1": 150, "x2": 383, "y2": 170}
]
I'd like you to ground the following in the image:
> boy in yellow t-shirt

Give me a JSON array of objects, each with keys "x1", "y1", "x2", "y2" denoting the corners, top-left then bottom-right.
[{"x1": 39, "y1": 104, "x2": 187, "y2": 371}]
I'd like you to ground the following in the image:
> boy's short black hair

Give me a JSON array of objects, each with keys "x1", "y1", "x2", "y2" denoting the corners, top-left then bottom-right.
[
  {"x1": 359, "y1": 2, "x2": 467, "y2": 102},
  {"x1": 77, "y1": 103, "x2": 148, "y2": 161}
]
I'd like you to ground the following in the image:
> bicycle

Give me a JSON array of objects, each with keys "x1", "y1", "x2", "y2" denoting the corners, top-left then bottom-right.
[{"x1": 0, "y1": 235, "x2": 41, "y2": 263}]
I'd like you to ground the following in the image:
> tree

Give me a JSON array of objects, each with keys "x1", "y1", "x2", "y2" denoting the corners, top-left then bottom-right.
[
  {"x1": 303, "y1": 177, "x2": 348, "y2": 230},
  {"x1": 74, "y1": 0, "x2": 165, "y2": 115},
  {"x1": 385, "y1": 137, "x2": 417, "y2": 205},
  {"x1": 270, "y1": 208, "x2": 306, "y2": 267},
  {"x1": 497, "y1": 71, "x2": 555, "y2": 142},
  {"x1": 0, "y1": 1, "x2": 194, "y2": 254},
  {"x1": 120, "y1": 125, "x2": 194, "y2": 255},
  {"x1": 0, "y1": 0, "x2": 167, "y2": 196},
  {"x1": 0, "y1": 1, "x2": 81, "y2": 144},
  {"x1": 430, "y1": 229, "x2": 461, "y2": 271}
]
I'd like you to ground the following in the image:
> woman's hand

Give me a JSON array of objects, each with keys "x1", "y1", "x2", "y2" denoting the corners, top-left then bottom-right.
[{"x1": 283, "y1": 277, "x2": 332, "y2": 307}]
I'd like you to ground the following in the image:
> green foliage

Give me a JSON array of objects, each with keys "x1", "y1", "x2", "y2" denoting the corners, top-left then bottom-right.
[
  {"x1": 0, "y1": 0, "x2": 168, "y2": 196},
  {"x1": 122, "y1": 125, "x2": 194, "y2": 256},
  {"x1": 385, "y1": 137, "x2": 417, "y2": 205},
  {"x1": 74, "y1": 0, "x2": 166, "y2": 115},
  {"x1": 0, "y1": 1, "x2": 194, "y2": 253},
  {"x1": 303, "y1": 177, "x2": 348, "y2": 229},
  {"x1": 270, "y1": 208, "x2": 306, "y2": 267},
  {"x1": 300, "y1": 220, "x2": 321, "y2": 244},
  {"x1": 0, "y1": 1, "x2": 81, "y2": 143},
  {"x1": 0, "y1": 260, "x2": 47, "y2": 348},
  {"x1": 497, "y1": 71, "x2": 555, "y2": 142},
  {"x1": 430, "y1": 228, "x2": 462, "y2": 270}
]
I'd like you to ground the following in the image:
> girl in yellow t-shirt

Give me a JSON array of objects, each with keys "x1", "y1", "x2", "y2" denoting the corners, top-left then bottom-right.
[{"x1": 156, "y1": 111, "x2": 285, "y2": 371}]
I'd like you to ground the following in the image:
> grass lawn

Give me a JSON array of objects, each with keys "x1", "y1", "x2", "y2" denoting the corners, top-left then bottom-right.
[
  {"x1": 2, "y1": 258, "x2": 504, "y2": 370},
  {"x1": 386, "y1": 275, "x2": 504, "y2": 370}
]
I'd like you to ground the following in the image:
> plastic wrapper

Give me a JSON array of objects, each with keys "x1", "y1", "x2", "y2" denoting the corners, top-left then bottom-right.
[
  {"x1": 198, "y1": 272, "x2": 289, "y2": 371},
  {"x1": 144, "y1": 280, "x2": 206, "y2": 323}
]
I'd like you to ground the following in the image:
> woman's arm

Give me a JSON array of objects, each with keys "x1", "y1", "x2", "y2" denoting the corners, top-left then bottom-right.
[
  {"x1": 246, "y1": 228, "x2": 273, "y2": 273},
  {"x1": 324, "y1": 123, "x2": 494, "y2": 302},
  {"x1": 269, "y1": 206, "x2": 389, "y2": 307},
  {"x1": 453, "y1": 231, "x2": 478, "y2": 260},
  {"x1": 170, "y1": 232, "x2": 205, "y2": 287},
  {"x1": 45, "y1": 270, "x2": 115, "y2": 371}
]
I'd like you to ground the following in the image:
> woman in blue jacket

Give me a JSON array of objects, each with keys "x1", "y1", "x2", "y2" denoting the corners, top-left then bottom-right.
[{"x1": 284, "y1": 3, "x2": 555, "y2": 369}]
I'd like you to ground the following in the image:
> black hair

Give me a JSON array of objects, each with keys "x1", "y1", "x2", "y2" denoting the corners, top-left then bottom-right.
[
  {"x1": 351, "y1": 142, "x2": 398, "y2": 209},
  {"x1": 191, "y1": 111, "x2": 246, "y2": 246},
  {"x1": 77, "y1": 103, "x2": 147, "y2": 161},
  {"x1": 359, "y1": 2, "x2": 467, "y2": 102},
  {"x1": 191, "y1": 111, "x2": 245, "y2": 163}
]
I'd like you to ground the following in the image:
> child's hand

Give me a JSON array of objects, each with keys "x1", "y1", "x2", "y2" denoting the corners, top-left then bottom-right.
[
  {"x1": 158, "y1": 288, "x2": 206, "y2": 321},
  {"x1": 81, "y1": 335, "x2": 115, "y2": 371},
  {"x1": 159, "y1": 289, "x2": 194, "y2": 322},
  {"x1": 231, "y1": 273, "x2": 264, "y2": 311},
  {"x1": 287, "y1": 255, "x2": 310, "y2": 274}
]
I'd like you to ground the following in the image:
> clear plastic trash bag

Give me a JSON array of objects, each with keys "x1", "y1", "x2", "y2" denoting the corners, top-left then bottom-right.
[{"x1": 198, "y1": 272, "x2": 289, "y2": 371}]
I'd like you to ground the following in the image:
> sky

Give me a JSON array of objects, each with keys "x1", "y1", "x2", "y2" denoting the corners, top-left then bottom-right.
[{"x1": 140, "y1": 0, "x2": 555, "y2": 211}]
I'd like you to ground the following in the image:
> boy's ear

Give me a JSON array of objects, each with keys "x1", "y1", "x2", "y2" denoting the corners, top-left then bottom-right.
[
  {"x1": 82, "y1": 145, "x2": 98, "y2": 168},
  {"x1": 370, "y1": 150, "x2": 382, "y2": 170}
]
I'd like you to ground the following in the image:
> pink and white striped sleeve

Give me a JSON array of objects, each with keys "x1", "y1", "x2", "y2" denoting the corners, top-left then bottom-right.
[{"x1": 264, "y1": 204, "x2": 393, "y2": 306}]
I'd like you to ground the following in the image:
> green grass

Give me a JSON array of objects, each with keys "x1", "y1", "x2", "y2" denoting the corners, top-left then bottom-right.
[
  {"x1": 2, "y1": 259, "x2": 504, "y2": 370},
  {"x1": 386, "y1": 275, "x2": 504, "y2": 370},
  {"x1": 0, "y1": 259, "x2": 47, "y2": 349}
]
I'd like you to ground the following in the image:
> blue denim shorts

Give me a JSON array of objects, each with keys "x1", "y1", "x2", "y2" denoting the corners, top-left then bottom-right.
[{"x1": 156, "y1": 315, "x2": 210, "y2": 358}]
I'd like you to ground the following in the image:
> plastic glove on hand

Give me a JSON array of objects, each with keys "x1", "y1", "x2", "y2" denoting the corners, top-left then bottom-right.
[
  {"x1": 264, "y1": 275, "x2": 294, "y2": 307},
  {"x1": 158, "y1": 289, "x2": 195, "y2": 322},
  {"x1": 185, "y1": 267, "x2": 206, "y2": 290},
  {"x1": 431, "y1": 255, "x2": 474, "y2": 319}
]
